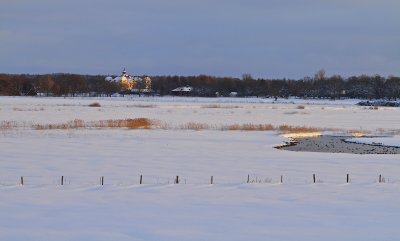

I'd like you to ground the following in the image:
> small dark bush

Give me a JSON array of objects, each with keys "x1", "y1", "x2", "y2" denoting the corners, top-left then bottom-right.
[{"x1": 88, "y1": 102, "x2": 101, "y2": 107}]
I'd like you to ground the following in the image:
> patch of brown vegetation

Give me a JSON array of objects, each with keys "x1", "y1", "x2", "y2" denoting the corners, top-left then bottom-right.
[
  {"x1": 13, "y1": 107, "x2": 44, "y2": 111},
  {"x1": 178, "y1": 122, "x2": 335, "y2": 133},
  {"x1": 125, "y1": 118, "x2": 153, "y2": 129},
  {"x1": 201, "y1": 104, "x2": 240, "y2": 109},
  {"x1": 88, "y1": 102, "x2": 101, "y2": 107},
  {"x1": 0, "y1": 121, "x2": 19, "y2": 130},
  {"x1": 283, "y1": 111, "x2": 299, "y2": 115},
  {"x1": 2, "y1": 118, "x2": 384, "y2": 136},
  {"x1": 221, "y1": 124, "x2": 274, "y2": 131},
  {"x1": 33, "y1": 118, "x2": 154, "y2": 130},
  {"x1": 128, "y1": 104, "x2": 157, "y2": 108},
  {"x1": 33, "y1": 119, "x2": 85, "y2": 130},
  {"x1": 180, "y1": 122, "x2": 210, "y2": 130},
  {"x1": 346, "y1": 129, "x2": 371, "y2": 134}
]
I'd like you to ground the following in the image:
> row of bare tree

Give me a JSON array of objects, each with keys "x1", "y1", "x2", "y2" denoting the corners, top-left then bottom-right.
[
  {"x1": 1, "y1": 71, "x2": 400, "y2": 99},
  {"x1": 0, "y1": 74, "x2": 119, "y2": 97}
]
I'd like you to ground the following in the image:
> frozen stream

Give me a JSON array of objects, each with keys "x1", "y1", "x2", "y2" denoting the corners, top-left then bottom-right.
[{"x1": 277, "y1": 135, "x2": 400, "y2": 154}]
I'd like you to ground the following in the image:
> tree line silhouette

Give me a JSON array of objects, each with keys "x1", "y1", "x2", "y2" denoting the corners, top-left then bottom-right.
[{"x1": 1, "y1": 70, "x2": 400, "y2": 100}]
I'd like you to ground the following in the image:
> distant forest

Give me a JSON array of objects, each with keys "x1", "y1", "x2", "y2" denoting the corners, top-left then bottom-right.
[{"x1": 1, "y1": 70, "x2": 400, "y2": 100}]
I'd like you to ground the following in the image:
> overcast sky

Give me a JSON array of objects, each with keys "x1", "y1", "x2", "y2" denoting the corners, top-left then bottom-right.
[{"x1": 1, "y1": 0, "x2": 399, "y2": 78}]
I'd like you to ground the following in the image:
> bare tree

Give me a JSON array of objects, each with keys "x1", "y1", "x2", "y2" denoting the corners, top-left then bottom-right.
[{"x1": 314, "y1": 69, "x2": 326, "y2": 81}]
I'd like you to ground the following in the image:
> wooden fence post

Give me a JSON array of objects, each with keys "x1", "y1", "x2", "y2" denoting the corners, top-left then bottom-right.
[
  {"x1": 61, "y1": 176, "x2": 64, "y2": 185},
  {"x1": 20, "y1": 176, "x2": 24, "y2": 186},
  {"x1": 247, "y1": 174, "x2": 250, "y2": 183},
  {"x1": 140, "y1": 175, "x2": 143, "y2": 184},
  {"x1": 101, "y1": 176, "x2": 104, "y2": 186},
  {"x1": 280, "y1": 175, "x2": 283, "y2": 183},
  {"x1": 347, "y1": 174, "x2": 349, "y2": 183},
  {"x1": 175, "y1": 176, "x2": 179, "y2": 184},
  {"x1": 313, "y1": 174, "x2": 316, "y2": 183},
  {"x1": 379, "y1": 174, "x2": 382, "y2": 183},
  {"x1": 211, "y1": 176, "x2": 213, "y2": 184}
]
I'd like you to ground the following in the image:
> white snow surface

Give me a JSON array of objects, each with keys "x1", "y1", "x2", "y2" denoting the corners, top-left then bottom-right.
[
  {"x1": 1, "y1": 96, "x2": 400, "y2": 241},
  {"x1": 346, "y1": 136, "x2": 400, "y2": 147},
  {"x1": 1, "y1": 95, "x2": 400, "y2": 130}
]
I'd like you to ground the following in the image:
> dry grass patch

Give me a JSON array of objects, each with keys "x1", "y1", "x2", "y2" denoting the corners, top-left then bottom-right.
[
  {"x1": 88, "y1": 102, "x2": 101, "y2": 107},
  {"x1": 220, "y1": 124, "x2": 326, "y2": 132},
  {"x1": 33, "y1": 119, "x2": 85, "y2": 130},
  {"x1": 346, "y1": 129, "x2": 371, "y2": 135},
  {"x1": 180, "y1": 122, "x2": 210, "y2": 130},
  {"x1": 176, "y1": 122, "x2": 329, "y2": 133},
  {"x1": 4, "y1": 118, "x2": 379, "y2": 135},
  {"x1": 283, "y1": 111, "x2": 299, "y2": 115},
  {"x1": 221, "y1": 124, "x2": 274, "y2": 131},
  {"x1": 13, "y1": 107, "x2": 44, "y2": 111},
  {"x1": 128, "y1": 104, "x2": 157, "y2": 108},
  {"x1": 0, "y1": 121, "x2": 19, "y2": 130},
  {"x1": 33, "y1": 118, "x2": 154, "y2": 130},
  {"x1": 124, "y1": 118, "x2": 153, "y2": 129},
  {"x1": 201, "y1": 104, "x2": 241, "y2": 109}
]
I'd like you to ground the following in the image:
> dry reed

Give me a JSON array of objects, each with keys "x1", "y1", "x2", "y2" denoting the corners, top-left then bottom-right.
[
  {"x1": 33, "y1": 118, "x2": 154, "y2": 130},
  {"x1": 0, "y1": 121, "x2": 19, "y2": 130},
  {"x1": 201, "y1": 104, "x2": 241, "y2": 109},
  {"x1": 13, "y1": 108, "x2": 44, "y2": 111},
  {"x1": 221, "y1": 124, "x2": 274, "y2": 131},
  {"x1": 128, "y1": 104, "x2": 157, "y2": 108},
  {"x1": 3, "y1": 118, "x2": 387, "y2": 135},
  {"x1": 180, "y1": 122, "x2": 210, "y2": 130}
]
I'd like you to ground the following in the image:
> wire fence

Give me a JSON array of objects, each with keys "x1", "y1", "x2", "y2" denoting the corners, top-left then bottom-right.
[{"x1": 0, "y1": 173, "x2": 396, "y2": 187}]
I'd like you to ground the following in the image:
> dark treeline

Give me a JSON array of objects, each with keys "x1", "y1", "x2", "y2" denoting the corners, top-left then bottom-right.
[
  {"x1": 0, "y1": 74, "x2": 119, "y2": 97},
  {"x1": 1, "y1": 70, "x2": 400, "y2": 100}
]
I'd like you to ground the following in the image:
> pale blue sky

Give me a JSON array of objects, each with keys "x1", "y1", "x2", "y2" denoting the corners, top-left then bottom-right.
[{"x1": 1, "y1": 0, "x2": 399, "y2": 78}]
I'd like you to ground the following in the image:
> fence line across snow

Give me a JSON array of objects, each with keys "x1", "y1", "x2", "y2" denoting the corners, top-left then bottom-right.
[{"x1": 0, "y1": 174, "x2": 395, "y2": 187}]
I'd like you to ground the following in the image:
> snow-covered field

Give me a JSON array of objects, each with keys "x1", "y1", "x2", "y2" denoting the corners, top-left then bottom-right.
[
  {"x1": 1, "y1": 96, "x2": 400, "y2": 241},
  {"x1": 2, "y1": 95, "x2": 400, "y2": 131}
]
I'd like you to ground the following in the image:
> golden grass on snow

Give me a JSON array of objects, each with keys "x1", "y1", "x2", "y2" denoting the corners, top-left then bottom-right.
[
  {"x1": 33, "y1": 118, "x2": 154, "y2": 130},
  {"x1": 29, "y1": 119, "x2": 323, "y2": 132},
  {"x1": 221, "y1": 124, "x2": 274, "y2": 131},
  {"x1": 180, "y1": 122, "x2": 327, "y2": 132},
  {"x1": 1, "y1": 118, "x2": 390, "y2": 135}
]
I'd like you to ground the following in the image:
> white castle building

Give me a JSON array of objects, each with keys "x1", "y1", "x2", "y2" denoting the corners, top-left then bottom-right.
[{"x1": 105, "y1": 69, "x2": 152, "y2": 93}]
